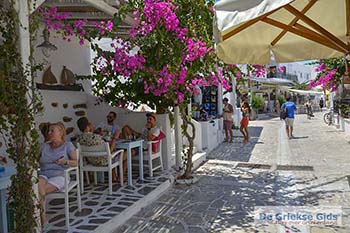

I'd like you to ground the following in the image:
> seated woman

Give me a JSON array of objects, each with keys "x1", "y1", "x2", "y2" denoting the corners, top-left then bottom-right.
[
  {"x1": 76, "y1": 117, "x2": 127, "y2": 182},
  {"x1": 199, "y1": 107, "x2": 208, "y2": 121},
  {"x1": 38, "y1": 122, "x2": 78, "y2": 232}
]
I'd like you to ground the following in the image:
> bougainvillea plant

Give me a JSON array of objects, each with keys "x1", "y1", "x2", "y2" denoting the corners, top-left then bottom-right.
[
  {"x1": 41, "y1": 0, "x2": 233, "y2": 178},
  {"x1": 40, "y1": 0, "x2": 279, "y2": 178},
  {"x1": 308, "y1": 57, "x2": 350, "y2": 92}
]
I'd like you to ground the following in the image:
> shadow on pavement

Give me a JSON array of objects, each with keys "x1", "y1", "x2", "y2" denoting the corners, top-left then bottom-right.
[
  {"x1": 208, "y1": 126, "x2": 263, "y2": 162},
  {"x1": 291, "y1": 136, "x2": 309, "y2": 139},
  {"x1": 188, "y1": 164, "x2": 342, "y2": 232}
]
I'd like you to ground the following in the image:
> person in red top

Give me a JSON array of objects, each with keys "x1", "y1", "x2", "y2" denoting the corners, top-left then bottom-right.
[{"x1": 240, "y1": 101, "x2": 251, "y2": 144}]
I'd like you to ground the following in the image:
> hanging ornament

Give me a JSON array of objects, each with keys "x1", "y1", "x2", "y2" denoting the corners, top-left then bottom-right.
[
  {"x1": 42, "y1": 65, "x2": 58, "y2": 85},
  {"x1": 60, "y1": 66, "x2": 75, "y2": 85}
]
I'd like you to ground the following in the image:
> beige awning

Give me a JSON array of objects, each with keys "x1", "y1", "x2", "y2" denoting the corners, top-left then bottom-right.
[
  {"x1": 288, "y1": 89, "x2": 323, "y2": 95},
  {"x1": 214, "y1": 0, "x2": 350, "y2": 64}
]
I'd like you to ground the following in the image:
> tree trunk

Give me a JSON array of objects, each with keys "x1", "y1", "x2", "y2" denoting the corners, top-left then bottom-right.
[{"x1": 178, "y1": 105, "x2": 195, "y2": 179}]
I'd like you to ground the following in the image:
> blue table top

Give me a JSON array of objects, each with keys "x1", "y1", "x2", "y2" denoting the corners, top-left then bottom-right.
[{"x1": 115, "y1": 139, "x2": 144, "y2": 149}]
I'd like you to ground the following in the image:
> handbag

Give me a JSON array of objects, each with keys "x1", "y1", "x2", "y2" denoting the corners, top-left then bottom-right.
[{"x1": 280, "y1": 104, "x2": 288, "y2": 120}]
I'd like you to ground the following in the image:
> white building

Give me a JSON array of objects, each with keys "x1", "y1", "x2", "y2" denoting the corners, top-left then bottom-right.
[{"x1": 268, "y1": 61, "x2": 314, "y2": 84}]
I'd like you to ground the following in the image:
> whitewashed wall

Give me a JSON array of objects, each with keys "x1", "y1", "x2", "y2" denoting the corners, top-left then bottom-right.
[{"x1": 33, "y1": 28, "x2": 92, "y2": 93}]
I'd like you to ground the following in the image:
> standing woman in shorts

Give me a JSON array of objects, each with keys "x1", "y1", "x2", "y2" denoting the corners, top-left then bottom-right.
[
  {"x1": 38, "y1": 122, "x2": 77, "y2": 231},
  {"x1": 240, "y1": 102, "x2": 251, "y2": 144}
]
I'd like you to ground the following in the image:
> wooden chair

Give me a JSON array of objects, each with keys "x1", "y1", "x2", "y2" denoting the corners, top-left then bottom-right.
[
  {"x1": 46, "y1": 149, "x2": 82, "y2": 229},
  {"x1": 77, "y1": 143, "x2": 124, "y2": 195}
]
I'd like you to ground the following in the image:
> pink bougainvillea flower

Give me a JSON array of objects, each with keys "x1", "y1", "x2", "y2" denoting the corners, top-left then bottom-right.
[
  {"x1": 315, "y1": 63, "x2": 326, "y2": 72},
  {"x1": 278, "y1": 66, "x2": 286, "y2": 73}
]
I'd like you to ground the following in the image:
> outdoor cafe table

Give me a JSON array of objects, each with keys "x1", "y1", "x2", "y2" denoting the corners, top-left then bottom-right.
[
  {"x1": 115, "y1": 139, "x2": 144, "y2": 186},
  {"x1": 0, "y1": 165, "x2": 16, "y2": 233}
]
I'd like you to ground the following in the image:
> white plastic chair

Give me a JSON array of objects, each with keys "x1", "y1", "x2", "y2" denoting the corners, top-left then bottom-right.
[
  {"x1": 144, "y1": 139, "x2": 164, "y2": 177},
  {"x1": 77, "y1": 143, "x2": 124, "y2": 195},
  {"x1": 46, "y1": 149, "x2": 82, "y2": 229}
]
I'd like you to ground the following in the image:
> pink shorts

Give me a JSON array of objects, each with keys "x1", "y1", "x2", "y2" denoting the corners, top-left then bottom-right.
[{"x1": 223, "y1": 120, "x2": 233, "y2": 130}]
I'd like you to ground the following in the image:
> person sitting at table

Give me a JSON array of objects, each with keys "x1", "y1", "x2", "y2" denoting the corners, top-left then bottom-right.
[
  {"x1": 38, "y1": 122, "x2": 78, "y2": 232},
  {"x1": 95, "y1": 111, "x2": 122, "y2": 141},
  {"x1": 76, "y1": 117, "x2": 127, "y2": 182},
  {"x1": 0, "y1": 155, "x2": 6, "y2": 165},
  {"x1": 199, "y1": 107, "x2": 208, "y2": 121},
  {"x1": 39, "y1": 122, "x2": 51, "y2": 142},
  {"x1": 122, "y1": 112, "x2": 161, "y2": 154}
]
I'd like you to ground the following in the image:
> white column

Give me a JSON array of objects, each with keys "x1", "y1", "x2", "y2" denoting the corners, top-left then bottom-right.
[
  {"x1": 17, "y1": 0, "x2": 31, "y2": 75},
  {"x1": 174, "y1": 106, "x2": 182, "y2": 170},
  {"x1": 330, "y1": 92, "x2": 335, "y2": 109},
  {"x1": 230, "y1": 75, "x2": 239, "y2": 126},
  {"x1": 15, "y1": 1, "x2": 40, "y2": 232},
  {"x1": 187, "y1": 101, "x2": 192, "y2": 118},
  {"x1": 218, "y1": 84, "x2": 223, "y2": 116}
]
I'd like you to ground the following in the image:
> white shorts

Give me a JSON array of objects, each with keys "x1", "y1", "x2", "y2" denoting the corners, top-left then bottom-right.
[
  {"x1": 39, "y1": 175, "x2": 65, "y2": 191},
  {"x1": 285, "y1": 118, "x2": 294, "y2": 127}
]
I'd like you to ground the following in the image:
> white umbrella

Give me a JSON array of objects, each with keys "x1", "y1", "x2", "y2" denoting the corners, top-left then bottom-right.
[{"x1": 214, "y1": 0, "x2": 350, "y2": 64}]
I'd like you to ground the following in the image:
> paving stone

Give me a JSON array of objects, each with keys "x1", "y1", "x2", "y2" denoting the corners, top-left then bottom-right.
[
  {"x1": 48, "y1": 214, "x2": 65, "y2": 223},
  {"x1": 74, "y1": 208, "x2": 93, "y2": 217},
  {"x1": 188, "y1": 226, "x2": 207, "y2": 233},
  {"x1": 118, "y1": 201, "x2": 134, "y2": 206},
  {"x1": 107, "y1": 206, "x2": 126, "y2": 212},
  {"x1": 85, "y1": 201, "x2": 98, "y2": 206},
  {"x1": 88, "y1": 218, "x2": 110, "y2": 224},
  {"x1": 76, "y1": 225, "x2": 98, "y2": 230},
  {"x1": 169, "y1": 211, "x2": 204, "y2": 225}
]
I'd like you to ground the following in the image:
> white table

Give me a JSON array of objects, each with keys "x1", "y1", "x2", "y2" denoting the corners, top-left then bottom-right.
[
  {"x1": 115, "y1": 139, "x2": 144, "y2": 186},
  {"x1": 0, "y1": 166, "x2": 16, "y2": 233}
]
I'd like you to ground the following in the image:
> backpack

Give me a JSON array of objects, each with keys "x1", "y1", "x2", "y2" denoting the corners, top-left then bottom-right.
[{"x1": 280, "y1": 104, "x2": 288, "y2": 120}]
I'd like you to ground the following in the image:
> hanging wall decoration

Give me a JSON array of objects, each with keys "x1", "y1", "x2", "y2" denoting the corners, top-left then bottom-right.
[
  {"x1": 42, "y1": 65, "x2": 58, "y2": 85},
  {"x1": 60, "y1": 66, "x2": 75, "y2": 85}
]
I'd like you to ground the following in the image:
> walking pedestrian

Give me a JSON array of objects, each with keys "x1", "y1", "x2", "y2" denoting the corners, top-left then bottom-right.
[
  {"x1": 240, "y1": 101, "x2": 251, "y2": 144},
  {"x1": 223, "y1": 98, "x2": 234, "y2": 142},
  {"x1": 281, "y1": 96, "x2": 297, "y2": 139},
  {"x1": 305, "y1": 99, "x2": 314, "y2": 119},
  {"x1": 319, "y1": 97, "x2": 324, "y2": 112}
]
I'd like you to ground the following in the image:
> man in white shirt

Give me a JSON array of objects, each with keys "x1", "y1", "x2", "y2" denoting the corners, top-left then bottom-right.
[{"x1": 122, "y1": 112, "x2": 160, "y2": 150}]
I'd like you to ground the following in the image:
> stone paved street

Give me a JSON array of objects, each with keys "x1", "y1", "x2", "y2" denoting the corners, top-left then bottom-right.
[{"x1": 113, "y1": 112, "x2": 350, "y2": 233}]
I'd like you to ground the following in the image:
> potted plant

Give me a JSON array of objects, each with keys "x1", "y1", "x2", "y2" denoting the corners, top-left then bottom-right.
[{"x1": 251, "y1": 95, "x2": 264, "y2": 120}]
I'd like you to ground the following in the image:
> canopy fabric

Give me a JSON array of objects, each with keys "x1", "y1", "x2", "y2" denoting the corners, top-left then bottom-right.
[
  {"x1": 288, "y1": 89, "x2": 323, "y2": 95},
  {"x1": 251, "y1": 77, "x2": 295, "y2": 85},
  {"x1": 214, "y1": 0, "x2": 349, "y2": 64}
]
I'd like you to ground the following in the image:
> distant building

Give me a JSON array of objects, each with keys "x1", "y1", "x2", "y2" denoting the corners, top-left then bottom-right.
[{"x1": 267, "y1": 61, "x2": 315, "y2": 83}]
